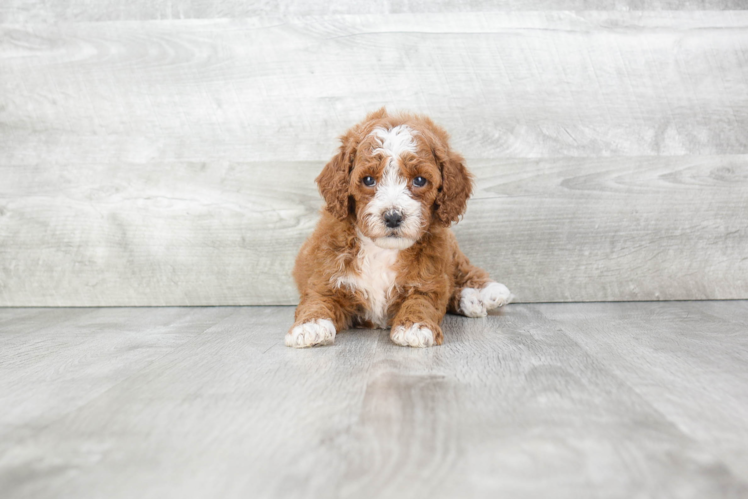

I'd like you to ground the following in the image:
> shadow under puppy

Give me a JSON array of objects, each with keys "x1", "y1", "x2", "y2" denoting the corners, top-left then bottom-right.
[{"x1": 288, "y1": 108, "x2": 512, "y2": 348}]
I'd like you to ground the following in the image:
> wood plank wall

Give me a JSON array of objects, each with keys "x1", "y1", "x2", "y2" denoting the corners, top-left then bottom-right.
[{"x1": 1, "y1": 2, "x2": 747, "y2": 306}]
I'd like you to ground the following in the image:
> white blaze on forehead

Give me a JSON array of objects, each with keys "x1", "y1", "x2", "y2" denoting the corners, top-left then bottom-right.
[
  {"x1": 371, "y1": 125, "x2": 418, "y2": 159},
  {"x1": 367, "y1": 125, "x2": 420, "y2": 208},
  {"x1": 364, "y1": 124, "x2": 423, "y2": 248}
]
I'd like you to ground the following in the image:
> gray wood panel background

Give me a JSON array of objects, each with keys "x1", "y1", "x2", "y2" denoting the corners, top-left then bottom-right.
[{"x1": 1, "y1": 4, "x2": 747, "y2": 305}]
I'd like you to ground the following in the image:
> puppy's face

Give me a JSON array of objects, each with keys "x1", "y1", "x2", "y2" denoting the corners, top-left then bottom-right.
[
  {"x1": 316, "y1": 109, "x2": 473, "y2": 249},
  {"x1": 349, "y1": 125, "x2": 438, "y2": 249}
]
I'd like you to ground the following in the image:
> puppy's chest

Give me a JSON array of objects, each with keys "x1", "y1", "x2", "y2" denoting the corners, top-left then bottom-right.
[{"x1": 338, "y1": 239, "x2": 400, "y2": 328}]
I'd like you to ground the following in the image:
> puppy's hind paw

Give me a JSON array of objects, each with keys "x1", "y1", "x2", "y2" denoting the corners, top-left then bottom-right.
[
  {"x1": 285, "y1": 319, "x2": 336, "y2": 348},
  {"x1": 459, "y1": 288, "x2": 487, "y2": 317},
  {"x1": 480, "y1": 282, "x2": 513, "y2": 311}
]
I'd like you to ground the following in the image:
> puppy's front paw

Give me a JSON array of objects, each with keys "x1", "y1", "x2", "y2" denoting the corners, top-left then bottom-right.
[
  {"x1": 459, "y1": 288, "x2": 487, "y2": 317},
  {"x1": 390, "y1": 322, "x2": 439, "y2": 348},
  {"x1": 480, "y1": 282, "x2": 513, "y2": 310},
  {"x1": 285, "y1": 319, "x2": 336, "y2": 348}
]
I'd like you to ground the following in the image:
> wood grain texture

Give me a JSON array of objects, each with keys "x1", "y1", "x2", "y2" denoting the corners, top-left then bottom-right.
[
  {"x1": 1, "y1": 156, "x2": 745, "y2": 305},
  {"x1": 1, "y1": 9, "x2": 747, "y2": 305},
  {"x1": 539, "y1": 301, "x2": 748, "y2": 481},
  {"x1": 2, "y1": 12, "x2": 748, "y2": 164},
  {"x1": 0, "y1": 307, "x2": 235, "y2": 448},
  {"x1": 0, "y1": 302, "x2": 746, "y2": 497},
  {"x1": 3, "y1": 0, "x2": 748, "y2": 24}
]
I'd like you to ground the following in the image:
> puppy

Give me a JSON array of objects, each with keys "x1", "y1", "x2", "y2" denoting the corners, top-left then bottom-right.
[{"x1": 286, "y1": 108, "x2": 512, "y2": 348}]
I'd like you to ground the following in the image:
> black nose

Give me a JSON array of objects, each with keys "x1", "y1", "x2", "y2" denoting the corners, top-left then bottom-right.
[{"x1": 383, "y1": 211, "x2": 403, "y2": 228}]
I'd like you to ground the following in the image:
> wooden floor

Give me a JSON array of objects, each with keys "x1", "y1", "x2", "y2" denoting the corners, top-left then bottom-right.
[{"x1": 0, "y1": 301, "x2": 747, "y2": 498}]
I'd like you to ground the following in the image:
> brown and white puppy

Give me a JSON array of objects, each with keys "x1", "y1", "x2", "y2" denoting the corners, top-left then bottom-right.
[{"x1": 287, "y1": 108, "x2": 512, "y2": 348}]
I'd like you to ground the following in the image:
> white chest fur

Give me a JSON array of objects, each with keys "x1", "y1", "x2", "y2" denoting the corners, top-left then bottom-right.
[{"x1": 337, "y1": 234, "x2": 399, "y2": 328}]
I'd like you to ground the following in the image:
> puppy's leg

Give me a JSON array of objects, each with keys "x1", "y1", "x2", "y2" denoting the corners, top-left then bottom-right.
[
  {"x1": 286, "y1": 291, "x2": 352, "y2": 348},
  {"x1": 390, "y1": 293, "x2": 447, "y2": 348},
  {"x1": 449, "y1": 247, "x2": 513, "y2": 318}
]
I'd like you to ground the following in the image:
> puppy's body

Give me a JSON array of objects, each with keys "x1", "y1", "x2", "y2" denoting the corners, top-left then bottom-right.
[{"x1": 287, "y1": 109, "x2": 512, "y2": 348}]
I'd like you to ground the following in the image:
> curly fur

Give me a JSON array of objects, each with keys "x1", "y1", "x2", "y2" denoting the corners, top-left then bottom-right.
[{"x1": 287, "y1": 108, "x2": 512, "y2": 348}]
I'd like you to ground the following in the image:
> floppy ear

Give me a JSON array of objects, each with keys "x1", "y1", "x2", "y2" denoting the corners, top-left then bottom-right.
[
  {"x1": 316, "y1": 109, "x2": 387, "y2": 220},
  {"x1": 316, "y1": 130, "x2": 358, "y2": 221},
  {"x1": 433, "y1": 142, "x2": 474, "y2": 227}
]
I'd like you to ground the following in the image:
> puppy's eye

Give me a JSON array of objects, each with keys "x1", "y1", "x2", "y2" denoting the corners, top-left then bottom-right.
[
  {"x1": 413, "y1": 176, "x2": 427, "y2": 187},
  {"x1": 362, "y1": 176, "x2": 376, "y2": 187}
]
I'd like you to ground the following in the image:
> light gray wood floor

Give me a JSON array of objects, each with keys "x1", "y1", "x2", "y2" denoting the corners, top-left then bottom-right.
[{"x1": 1, "y1": 301, "x2": 747, "y2": 497}]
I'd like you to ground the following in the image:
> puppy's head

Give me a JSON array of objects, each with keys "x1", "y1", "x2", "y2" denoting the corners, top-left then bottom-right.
[{"x1": 316, "y1": 108, "x2": 473, "y2": 250}]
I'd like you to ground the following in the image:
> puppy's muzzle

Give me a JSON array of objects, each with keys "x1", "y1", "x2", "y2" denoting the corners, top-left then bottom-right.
[{"x1": 383, "y1": 210, "x2": 403, "y2": 229}]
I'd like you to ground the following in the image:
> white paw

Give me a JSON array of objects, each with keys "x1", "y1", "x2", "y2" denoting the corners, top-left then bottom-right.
[
  {"x1": 285, "y1": 319, "x2": 336, "y2": 348},
  {"x1": 390, "y1": 323, "x2": 435, "y2": 348},
  {"x1": 480, "y1": 282, "x2": 513, "y2": 310},
  {"x1": 460, "y1": 288, "x2": 487, "y2": 317}
]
